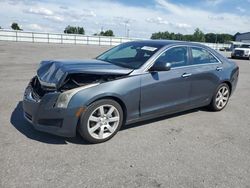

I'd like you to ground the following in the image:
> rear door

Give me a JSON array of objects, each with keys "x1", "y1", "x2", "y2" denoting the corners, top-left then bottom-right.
[{"x1": 187, "y1": 47, "x2": 222, "y2": 106}]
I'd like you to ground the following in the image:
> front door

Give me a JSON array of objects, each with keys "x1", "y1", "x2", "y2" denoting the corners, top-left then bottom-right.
[{"x1": 140, "y1": 46, "x2": 192, "y2": 117}]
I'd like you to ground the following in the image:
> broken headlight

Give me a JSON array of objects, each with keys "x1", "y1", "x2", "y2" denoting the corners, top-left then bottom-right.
[{"x1": 55, "y1": 83, "x2": 99, "y2": 108}]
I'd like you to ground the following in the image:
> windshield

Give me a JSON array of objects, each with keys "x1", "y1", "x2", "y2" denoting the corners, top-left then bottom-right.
[
  {"x1": 97, "y1": 42, "x2": 163, "y2": 69},
  {"x1": 240, "y1": 44, "x2": 250, "y2": 48}
]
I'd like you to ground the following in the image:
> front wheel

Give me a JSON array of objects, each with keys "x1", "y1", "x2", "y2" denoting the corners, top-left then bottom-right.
[
  {"x1": 78, "y1": 99, "x2": 123, "y2": 144},
  {"x1": 209, "y1": 83, "x2": 230, "y2": 111}
]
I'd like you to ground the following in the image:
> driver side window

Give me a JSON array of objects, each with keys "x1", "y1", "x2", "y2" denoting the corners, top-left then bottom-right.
[{"x1": 154, "y1": 46, "x2": 188, "y2": 68}]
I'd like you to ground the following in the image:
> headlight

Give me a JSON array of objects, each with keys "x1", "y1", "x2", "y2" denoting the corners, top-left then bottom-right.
[
  {"x1": 245, "y1": 50, "x2": 250, "y2": 55},
  {"x1": 55, "y1": 83, "x2": 99, "y2": 108}
]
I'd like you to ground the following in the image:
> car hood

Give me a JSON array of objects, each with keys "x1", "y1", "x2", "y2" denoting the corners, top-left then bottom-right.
[
  {"x1": 37, "y1": 59, "x2": 133, "y2": 88},
  {"x1": 234, "y1": 48, "x2": 250, "y2": 51}
]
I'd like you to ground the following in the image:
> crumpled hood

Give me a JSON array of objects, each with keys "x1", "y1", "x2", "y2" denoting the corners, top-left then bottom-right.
[{"x1": 37, "y1": 59, "x2": 133, "y2": 88}]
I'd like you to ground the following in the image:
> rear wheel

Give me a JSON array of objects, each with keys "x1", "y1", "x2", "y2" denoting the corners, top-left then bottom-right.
[
  {"x1": 78, "y1": 99, "x2": 123, "y2": 144},
  {"x1": 209, "y1": 83, "x2": 230, "y2": 111}
]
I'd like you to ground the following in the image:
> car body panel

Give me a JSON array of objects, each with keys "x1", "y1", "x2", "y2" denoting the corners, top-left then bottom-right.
[
  {"x1": 140, "y1": 69, "x2": 191, "y2": 117},
  {"x1": 22, "y1": 40, "x2": 239, "y2": 137},
  {"x1": 37, "y1": 59, "x2": 133, "y2": 88}
]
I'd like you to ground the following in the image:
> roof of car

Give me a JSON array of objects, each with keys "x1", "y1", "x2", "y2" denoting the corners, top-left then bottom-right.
[{"x1": 132, "y1": 39, "x2": 209, "y2": 48}]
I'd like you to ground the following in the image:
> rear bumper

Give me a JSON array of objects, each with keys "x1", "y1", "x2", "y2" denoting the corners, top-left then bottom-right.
[{"x1": 22, "y1": 86, "x2": 80, "y2": 137}]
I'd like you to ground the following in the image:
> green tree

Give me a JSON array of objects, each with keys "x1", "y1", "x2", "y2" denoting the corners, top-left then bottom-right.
[
  {"x1": 192, "y1": 28, "x2": 205, "y2": 42},
  {"x1": 205, "y1": 33, "x2": 217, "y2": 43},
  {"x1": 11, "y1": 22, "x2": 22, "y2": 30},
  {"x1": 64, "y1": 26, "x2": 85, "y2": 35},
  {"x1": 98, "y1": 30, "x2": 115, "y2": 37},
  {"x1": 151, "y1": 29, "x2": 234, "y2": 43}
]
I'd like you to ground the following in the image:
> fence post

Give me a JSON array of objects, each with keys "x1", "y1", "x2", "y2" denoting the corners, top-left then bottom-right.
[
  {"x1": 99, "y1": 36, "x2": 101, "y2": 46},
  {"x1": 110, "y1": 37, "x2": 112, "y2": 46},
  {"x1": 15, "y1": 31, "x2": 18, "y2": 42},
  {"x1": 32, "y1": 32, "x2": 34, "y2": 43},
  {"x1": 61, "y1": 34, "x2": 63, "y2": 44},
  {"x1": 47, "y1": 33, "x2": 49, "y2": 43},
  {"x1": 75, "y1": 35, "x2": 76, "y2": 45}
]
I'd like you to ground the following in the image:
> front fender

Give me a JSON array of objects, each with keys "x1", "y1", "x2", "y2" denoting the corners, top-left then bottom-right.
[{"x1": 68, "y1": 75, "x2": 141, "y2": 121}]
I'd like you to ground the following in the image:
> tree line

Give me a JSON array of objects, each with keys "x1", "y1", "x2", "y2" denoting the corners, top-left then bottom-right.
[
  {"x1": 3, "y1": 23, "x2": 238, "y2": 43},
  {"x1": 151, "y1": 28, "x2": 235, "y2": 43},
  {"x1": 64, "y1": 25, "x2": 114, "y2": 36}
]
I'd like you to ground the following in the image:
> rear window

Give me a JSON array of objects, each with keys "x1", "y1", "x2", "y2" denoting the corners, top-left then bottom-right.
[{"x1": 191, "y1": 47, "x2": 219, "y2": 65}]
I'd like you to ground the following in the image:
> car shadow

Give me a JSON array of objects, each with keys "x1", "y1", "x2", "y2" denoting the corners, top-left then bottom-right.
[
  {"x1": 10, "y1": 102, "x2": 90, "y2": 145},
  {"x1": 11, "y1": 101, "x2": 209, "y2": 145}
]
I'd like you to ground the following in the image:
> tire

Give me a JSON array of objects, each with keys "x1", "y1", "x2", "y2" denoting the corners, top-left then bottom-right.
[
  {"x1": 78, "y1": 99, "x2": 123, "y2": 144},
  {"x1": 209, "y1": 83, "x2": 230, "y2": 111}
]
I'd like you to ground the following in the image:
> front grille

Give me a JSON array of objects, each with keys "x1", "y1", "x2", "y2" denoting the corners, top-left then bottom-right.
[
  {"x1": 24, "y1": 112, "x2": 32, "y2": 121},
  {"x1": 38, "y1": 119, "x2": 63, "y2": 127},
  {"x1": 234, "y1": 50, "x2": 244, "y2": 56}
]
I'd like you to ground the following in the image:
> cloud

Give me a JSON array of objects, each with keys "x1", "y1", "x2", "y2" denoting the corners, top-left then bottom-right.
[
  {"x1": 24, "y1": 7, "x2": 54, "y2": 16},
  {"x1": 205, "y1": 0, "x2": 224, "y2": 5},
  {"x1": 236, "y1": 6, "x2": 246, "y2": 13},
  {"x1": 174, "y1": 23, "x2": 192, "y2": 29},
  {"x1": 146, "y1": 17, "x2": 169, "y2": 25},
  {"x1": 25, "y1": 23, "x2": 53, "y2": 32},
  {"x1": 0, "y1": 0, "x2": 250, "y2": 38},
  {"x1": 44, "y1": 15, "x2": 64, "y2": 22}
]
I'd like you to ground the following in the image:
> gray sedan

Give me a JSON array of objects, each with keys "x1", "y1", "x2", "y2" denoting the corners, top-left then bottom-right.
[{"x1": 23, "y1": 40, "x2": 239, "y2": 143}]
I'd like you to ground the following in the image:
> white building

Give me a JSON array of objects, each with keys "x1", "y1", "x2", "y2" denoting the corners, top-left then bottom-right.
[{"x1": 235, "y1": 32, "x2": 250, "y2": 43}]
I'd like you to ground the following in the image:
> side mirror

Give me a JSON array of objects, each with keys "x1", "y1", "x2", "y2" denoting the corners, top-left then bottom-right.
[{"x1": 150, "y1": 62, "x2": 171, "y2": 72}]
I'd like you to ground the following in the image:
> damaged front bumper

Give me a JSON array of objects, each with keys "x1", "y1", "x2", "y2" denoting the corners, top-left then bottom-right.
[{"x1": 22, "y1": 85, "x2": 81, "y2": 137}]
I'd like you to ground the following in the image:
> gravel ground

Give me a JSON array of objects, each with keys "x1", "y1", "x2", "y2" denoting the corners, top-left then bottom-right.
[{"x1": 0, "y1": 41, "x2": 250, "y2": 188}]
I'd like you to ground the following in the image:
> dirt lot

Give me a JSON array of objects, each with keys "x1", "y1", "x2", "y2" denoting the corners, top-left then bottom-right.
[{"x1": 0, "y1": 41, "x2": 250, "y2": 188}]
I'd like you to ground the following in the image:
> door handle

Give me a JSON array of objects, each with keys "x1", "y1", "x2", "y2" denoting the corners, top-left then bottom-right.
[
  {"x1": 216, "y1": 67, "x2": 223, "y2": 71},
  {"x1": 182, "y1": 73, "x2": 192, "y2": 78}
]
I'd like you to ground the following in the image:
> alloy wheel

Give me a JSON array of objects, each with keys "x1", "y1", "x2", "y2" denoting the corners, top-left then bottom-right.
[
  {"x1": 87, "y1": 105, "x2": 120, "y2": 140},
  {"x1": 215, "y1": 86, "x2": 230, "y2": 110}
]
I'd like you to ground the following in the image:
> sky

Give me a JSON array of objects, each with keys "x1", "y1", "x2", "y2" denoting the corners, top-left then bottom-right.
[{"x1": 0, "y1": 0, "x2": 250, "y2": 38}]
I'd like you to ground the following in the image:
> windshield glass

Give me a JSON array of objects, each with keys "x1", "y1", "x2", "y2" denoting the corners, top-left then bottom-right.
[
  {"x1": 97, "y1": 42, "x2": 163, "y2": 69},
  {"x1": 240, "y1": 44, "x2": 250, "y2": 48}
]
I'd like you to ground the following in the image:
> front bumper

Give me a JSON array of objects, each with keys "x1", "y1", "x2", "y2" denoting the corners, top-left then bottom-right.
[
  {"x1": 22, "y1": 86, "x2": 81, "y2": 137},
  {"x1": 231, "y1": 52, "x2": 250, "y2": 58}
]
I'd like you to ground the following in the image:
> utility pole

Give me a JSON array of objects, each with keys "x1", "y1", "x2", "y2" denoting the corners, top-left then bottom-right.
[
  {"x1": 127, "y1": 29, "x2": 130, "y2": 38},
  {"x1": 124, "y1": 20, "x2": 129, "y2": 38}
]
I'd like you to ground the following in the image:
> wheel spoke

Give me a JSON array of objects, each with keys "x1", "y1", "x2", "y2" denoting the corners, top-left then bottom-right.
[
  {"x1": 216, "y1": 97, "x2": 220, "y2": 102},
  {"x1": 89, "y1": 116, "x2": 100, "y2": 122},
  {"x1": 108, "y1": 116, "x2": 119, "y2": 122},
  {"x1": 106, "y1": 124, "x2": 115, "y2": 133},
  {"x1": 99, "y1": 106, "x2": 105, "y2": 116},
  {"x1": 222, "y1": 97, "x2": 228, "y2": 101},
  {"x1": 99, "y1": 126, "x2": 104, "y2": 139},
  {"x1": 222, "y1": 87, "x2": 226, "y2": 94},
  {"x1": 89, "y1": 123, "x2": 101, "y2": 133},
  {"x1": 107, "y1": 106, "x2": 115, "y2": 116},
  {"x1": 223, "y1": 89, "x2": 228, "y2": 96}
]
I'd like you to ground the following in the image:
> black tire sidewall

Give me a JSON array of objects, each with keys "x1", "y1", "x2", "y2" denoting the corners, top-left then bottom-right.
[
  {"x1": 78, "y1": 99, "x2": 123, "y2": 144},
  {"x1": 210, "y1": 83, "x2": 230, "y2": 111}
]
